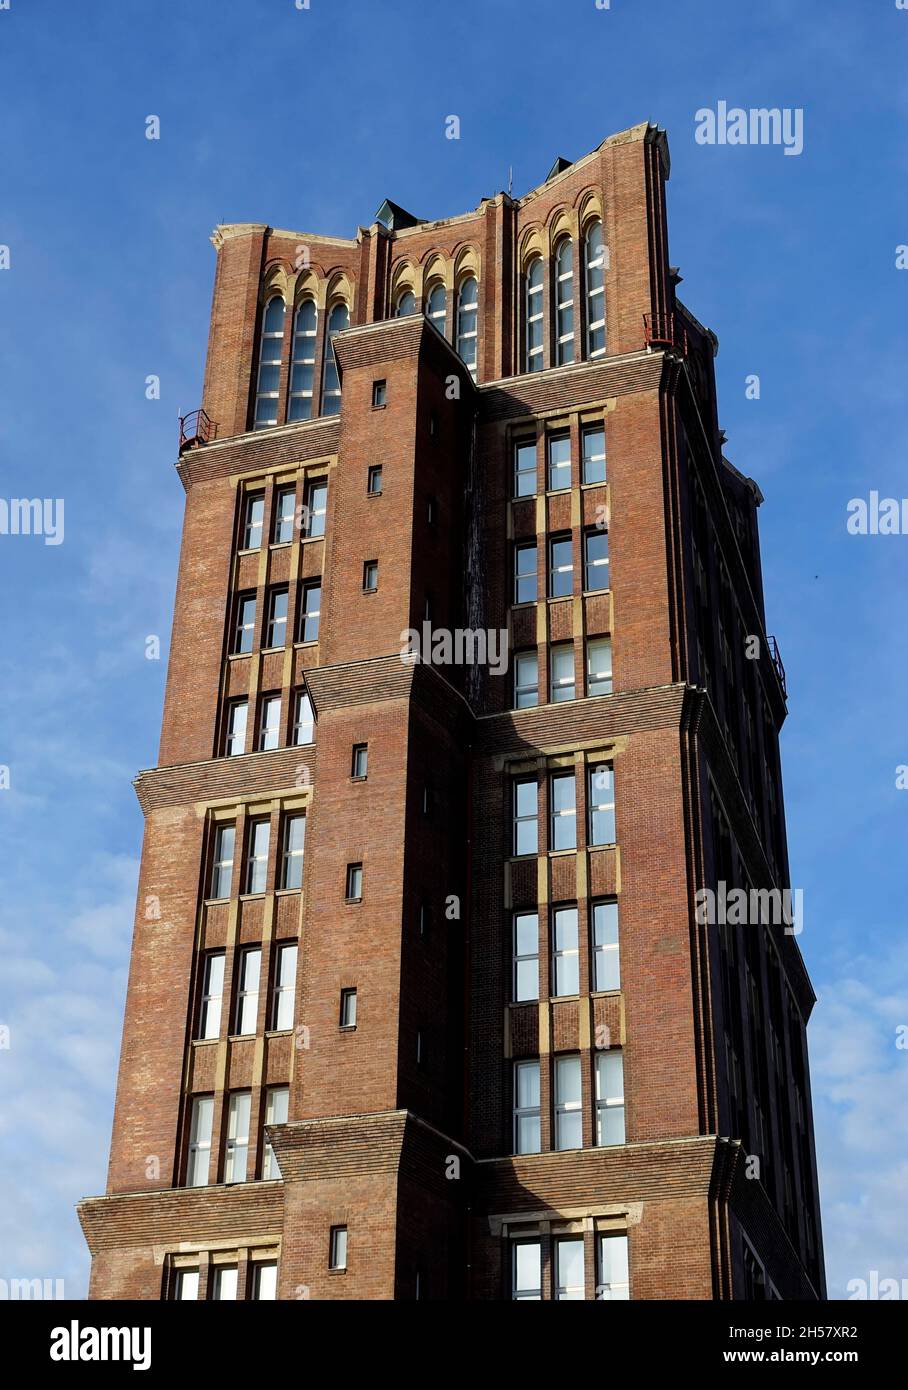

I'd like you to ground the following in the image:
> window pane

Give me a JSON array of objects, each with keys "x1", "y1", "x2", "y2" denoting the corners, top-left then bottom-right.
[
  {"x1": 550, "y1": 773, "x2": 576, "y2": 851},
  {"x1": 593, "y1": 900, "x2": 620, "y2": 991},
  {"x1": 176, "y1": 1269, "x2": 199, "y2": 1301},
  {"x1": 553, "y1": 907, "x2": 580, "y2": 996},
  {"x1": 587, "y1": 638, "x2": 612, "y2": 697},
  {"x1": 514, "y1": 441, "x2": 536, "y2": 497},
  {"x1": 585, "y1": 530, "x2": 609, "y2": 591},
  {"x1": 516, "y1": 1059, "x2": 539, "y2": 1107},
  {"x1": 598, "y1": 1234, "x2": 630, "y2": 1300},
  {"x1": 514, "y1": 651, "x2": 538, "y2": 710},
  {"x1": 294, "y1": 692, "x2": 314, "y2": 745},
  {"x1": 555, "y1": 1238, "x2": 585, "y2": 1300},
  {"x1": 551, "y1": 644, "x2": 575, "y2": 702},
  {"x1": 582, "y1": 426, "x2": 606, "y2": 484},
  {"x1": 549, "y1": 537, "x2": 573, "y2": 598},
  {"x1": 253, "y1": 1263, "x2": 278, "y2": 1300},
  {"x1": 514, "y1": 544, "x2": 537, "y2": 604},
  {"x1": 513, "y1": 1242, "x2": 542, "y2": 1300},
  {"x1": 212, "y1": 1266, "x2": 238, "y2": 1300},
  {"x1": 548, "y1": 434, "x2": 571, "y2": 491}
]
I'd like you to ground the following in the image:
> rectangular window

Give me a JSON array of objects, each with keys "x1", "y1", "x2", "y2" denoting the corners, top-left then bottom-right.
[
  {"x1": 584, "y1": 529, "x2": 609, "y2": 591},
  {"x1": 514, "y1": 542, "x2": 537, "y2": 605},
  {"x1": 258, "y1": 694, "x2": 281, "y2": 751},
  {"x1": 300, "y1": 582, "x2": 321, "y2": 642},
  {"x1": 235, "y1": 947, "x2": 261, "y2": 1035},
  {"x1": 293, "y1": 691, "x2": 314, "y2": 745},
  {"x1": 175, "y1": 1269, "x2": 200, "y2": 1301},
  {"x1": 593, "y1": 900, "x2": 620, "y2": 991},
  {"x1": 513, "y1": 911, "x2": 539, "y2": 1002},
  {"x1": 346, "y1": 863, "x2": 363, "y2": 901},
  {"x1": 586, "y1": 637, "x2": 612, "y2": 697},
  {"x1": 513, "y1": 1059, "x2": 541, "y2": 1154},
  {"x1": 187, "y1": 1096, "x2": 213, "y2": 1187},
  {"x1": 554, "y1": 1054, "x2": 582, "y2": 1151},
  {"x1": 588, "y1": 764, "x2": 616, "y2": 845},
  {"x1": 243, "y1": 493, "x2": 265, "y2": 550},
  {"x1": 552, "y1": 905, "x2": 579, "y2": 997},
  {"x1": 266, "y1": 588, "x2": 289, "y2": 648},
  {"x1": 555, "y1": 1238, "x2": 585, "y2": 1300},
  {"x1": 272, "y1": 943, "x2": 298, "y2": 1030},
  {"x1": 597, "y1": 1234, "x2": 630, "y2": 1300},
  {"x1": 245, "y1": 819, "x2": 270, "y2": 894},
  {"x1": 582, "y1": 426, "x2": 606, "y2": 485},
  {"x1": 367, "y1": 465, "x2": 383, "y2": 496},
  {"x1": 514, "y1": 440, "x2": 536, "y2": 498},
  {"x1": 550, "y1": 644, "x2": 575, "y2": 702},
  {"x1": 329, "y1": 1226, "x2": 348, "y2": 1270},
  {"x1": 262, "y1": 1085, "x2": 289, "y2": 1180},
  {"x1": 363, "y1": 560, "x2": 378, "y2": 592},
  {"x1": 512, "y1": 1242, "x2": 542, "y2": 1301},
  {"x1": 211, "y1": 824, "x2": 235, "y2": 900},
  {"x1": 351, "y1": 743, "x2": 368, "y2": 779},
  {"x1": 595, "y1": 1050, "x2": 626, "y2": 1146},
  {"x1": 198, "y1": 952, "x2": 225, "y2": 1040},
  {"x1": 372, "y1": 379, "x2": 387, "y2": 407},
  {"x1": 549, "y1": 535, "x2": 573, "y2": 598},
  {"x1": 549, "y1": 771, "x2": 576, "y2": 851},
  {"x1": 211, "y1": 1266, "x2": 238, "y2": 1301},
  {"x1": 281, "y1": 814, "x2": 306, "y2": 890},
  {"x1": 340, "y1": 988, "x2": 357, "y2": 1027},
  {"x1": 547, "y1": 433, "x2": 571, "y2": 491},
  {"x1": 273, "y1": 487, "x2": 296, "y2": 544},
  {"x1": 513, "y1": 650, "x2": 538, "y2": 709},
  {"x1": 304, "y1": 480, "x2": 327, "y2": 538},
  {"x1": 225, "y1": 699, "x2": 248, "y2": 756},
  {"x1": 513, "y1": 778, "x2": 538, "y2": 857},
  {"x1": 252, "y1": 1263, "x2": 278, "y2": 1300},
  {"x1": 233, "y1": 594, "x2": 256, "y2": 654},
  {"x1": 224, "y1": 1091, "x2": 251, "y2": 1183}
]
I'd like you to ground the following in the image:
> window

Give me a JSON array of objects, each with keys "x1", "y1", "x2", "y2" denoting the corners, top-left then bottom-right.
[
  {"x1": 550, "y1": 644, "x2": 575, "y2": 702},
  {"x1": 211, "y1": 1266, "x2": 238, "y2": 1301},
  {"x1": 395, "y1": 289, "x2": 416, "y2": 316},
  {"x1": 595, "y1": 1051, "x2": 625, "y2": 1145},
  {"x1": 549, "y1": 535, "x2": 573, "y2": 598},
  {"x1": 211, "y1": 824, "x2": 235, "y2": 899},
  {"x1": 456, "y1": 276, "x2": 478, "y2": 379},
  {"x1": 513, "y1": 1059, "x2": 541, "y2": 1154},
  {"x1": 281, "y1": 814, "x2": 306, "y2": 890},
  {"x1": 525, "y1": 257, "x2": 544, "y2": 372},
  {"x1": 262, "y1": 1085, "x2": 289, "y2": 1180},
  {"x1": 233, "y1": 594, "x2": 256, "y2": 654},
  {"x1": 547, "y1": 433, "x2": 571, "y2": 491},
  {"x1": 367, "y1": 465, "x2": 383, "y2": 496},
  {"x1": 554, "y1": 238, "x2": 574, "y2": 365},
  {"x1": 175, "y1": 1269, "x2": 199, "y2": 1301},
  {"x1": 552, "y1": 906, "x2": 579, "y2": 996},
  {"x1": 426, "y1": 495, "x2": 436, "y2": 526},
  {"x1": 597, "y1": 1234, "x2": 630, "y2": 1300},
  {"x1": 322, "y1": 302, "x2": 349, "y2": 415},
  {"x1": 252, "y1": 1263, "x2": 278, "y2": 1300},
  {"x1": 513, "y1": 778, "x2": 538, "y2": 857},
  {"x1": 300, "y1": 582, "x2": 321, "y2": 642},
  {"x1": 363, "y1": 560, "x2": 378, "y2": 592},
  {"x1": 198, "y1": 952, "x2": 225, "y2": 1040},
  {"x1": 588, "y1": 764, "x2": 615, "y2": 845},
  {"x1": 584, "y1": 220, "x2": 606, "y2": 359},
  {"x1": 743, "y1": 1241, "x2": 768, "y2": 1301},
  {"x1": 425, "y1": 282, "x2": 446, "y2": 334},
  {"x1": 187, "y1": 1095, "x2": 213, "y2": 1186},
  {"x1": 329, "y1": 1226, "x2": 348, "y2": 1270},
  {"x1": 242, "y1": 493, "x2": 264, "y2": 550},
  {"x1": 514, "y1": 439, "x2": 536, "y2": 497},
  {"x1": 253, "y1": 296, "x2": 285, "y2": 429},
  {"x1": 582, "y1": 425, "x2": 606, "y2": 484},
  {"x1": 288, "y1": 298, "x2": 317, "y2": 421},
  {"x1": 592, "y1": 900, "x2": 620, "y2": 991},
  {"x1": 513, "y1": 650, "x2": 538, "y2": 709},
  {"x1": 272, "y1": 943, "x2": 298, "y2": 1030},
  {"x1": 235, "y1": 947, "x2": 261, "y2": 1035},
  {"x1": 514, "y1": 542, "x2": 537, "y2": 604},
  {"x1": 550, "y1": 771, "x2": 576, "y2": 851},
  {"x1": 351, "y1": 743, "x2": 368, "y2": 778},
  {"x1": 513, "y1": 911, "x2": 539, "y2": 1002},
  {"x1": 304, "y1": 480, "x2": 327, "y2": 538},
  {"x1": 554, "y1": 1054, "x2": 582, "y2": 1150},
  {"x1": 245, "y1": 820, "x2": 270, "y2": 894},
  {"x1": 226, "y1": 699, "x2": 248, "y2": 756},
  {"x1": 293, "y1": 691, "x2": 314, "y2": 745},
  {"x1": 586, "y1": 638, "x2": 612, "y2": 697},
  {"x1": 273, "y1": 487, "x2": 296, "y2": 544},
  {"x1": 555, "y1": 1238, "x2": 585, "y2": 1300},
  {"x1": 258, "y1": 695, "x2": 281, "y2": 751},
  {"x1": 224, "y1": 1091, "x2": 251, "y2": 1182},
  {"x1": 265, "y1": 588, "x2": 289, "y2": 648},
  {"x1": 345, "y1": 863, "x2": 363, "y2": 901},
  {"x1": 340, "y1": 988, "x2": 357, "y2": 1027},
  {"x1": 372, "y1": 379, "x2": 387, "y2": 407},
  {"x1": 416, "y1": 1029, "x2": 425, "y2": 1066},
  {"x1": 512, "y1": 1242, "x2": 542, "y2": 1301},
  {"x1": 584, "y1": 529, "x2": 609, "y2": 591}
]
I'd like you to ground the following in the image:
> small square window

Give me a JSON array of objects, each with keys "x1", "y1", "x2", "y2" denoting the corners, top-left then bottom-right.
[
  {"x1": 363, "y1": 560, "x2": 378, "y2": 593},
  {"x1": 367, "y1": 466, "x2": 383, "y2": 496},
  {"x1": 329, "y1": 1225, "x2": 348, "y2": 1270},
  {"x1": 372, "y1": 380, "x2": 387, "y2": 408},
  {"x1": 346, "y1": 863, "x2": 363, "y2": 901},
  {"x1": 340, "y1": 988, "x2": 357, "y2": 1028},
  {"x1": 351, "y1": 744, "x2": 368, "y2": 779}
]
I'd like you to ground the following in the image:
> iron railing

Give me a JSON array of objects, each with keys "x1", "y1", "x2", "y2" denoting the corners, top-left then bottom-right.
[{"x1": 179, "y1": 408, "x2": 217, "y2": 452}]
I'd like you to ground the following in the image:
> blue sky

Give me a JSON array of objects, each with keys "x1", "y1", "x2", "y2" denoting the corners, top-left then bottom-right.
[{"x1": 0, "y1": 0, "x2": 906, "y2": 1300}]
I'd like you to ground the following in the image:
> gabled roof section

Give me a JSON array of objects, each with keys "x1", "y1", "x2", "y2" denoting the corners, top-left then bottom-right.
[
  {"x1": 374, "y1": 198, "x2": 423, "y2": 231},
  {"x1": 545, "y1": 155, "x2": 573, "y2": 181}
]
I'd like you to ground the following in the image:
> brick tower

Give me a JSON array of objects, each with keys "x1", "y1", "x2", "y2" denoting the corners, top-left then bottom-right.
[{"x1": 79, "y1": 122, "x2": 825, "y2": 1301}]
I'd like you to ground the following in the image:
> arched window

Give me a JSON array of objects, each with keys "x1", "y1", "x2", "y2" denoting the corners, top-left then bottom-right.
[
  {"x1": 525, "y1": 258, "x2": 544, "y2": 372},
  {"x1": 554, "y1": 238, "x2": 574, "y2": 365},
  {"x1": 321, "y1": 302, "x2": 349, "y2": 416},
  {"x1": 456, "y1": 276, "x2": 478, "y2": 379},
  {"x1": 253, "y1": 296, "x2": 286, "y2": 429},
  {"x1": 425, "y1": 282, "x2": 447, "y2": 335},
  {"x1": 584, "y1": 220, "x2": 606, "y2": 359},
  {"x1": 395, "y1": 289, "x2": 416, "y2": 316},
  {"x1": 288, "y1": 299, "x2": 317, "y2": 421}
]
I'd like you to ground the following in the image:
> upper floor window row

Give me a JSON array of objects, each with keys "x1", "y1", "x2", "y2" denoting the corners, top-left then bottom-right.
[
  {"x1": 240, "y1": 479, "x2": 327, "y2": 552},
  {"x1": 523, "y1": 220, "x2": 606, "y2": 374},
  {"x1": 253, "y1": 296, "x2": 350, "y2": 430}
]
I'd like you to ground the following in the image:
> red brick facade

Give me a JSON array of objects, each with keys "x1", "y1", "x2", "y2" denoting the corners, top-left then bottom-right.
[{"x1": 79, "y1": 123, "x2": 825, "y2": 1301}]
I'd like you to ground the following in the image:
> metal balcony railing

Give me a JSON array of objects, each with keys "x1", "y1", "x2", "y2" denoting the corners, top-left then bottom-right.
[
  {"x1": 643, "y1": 311, "x2": 688, "y2": 357},
  {"x1": 179, "y1": 408, "x2": 217, "y2": 452}
]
